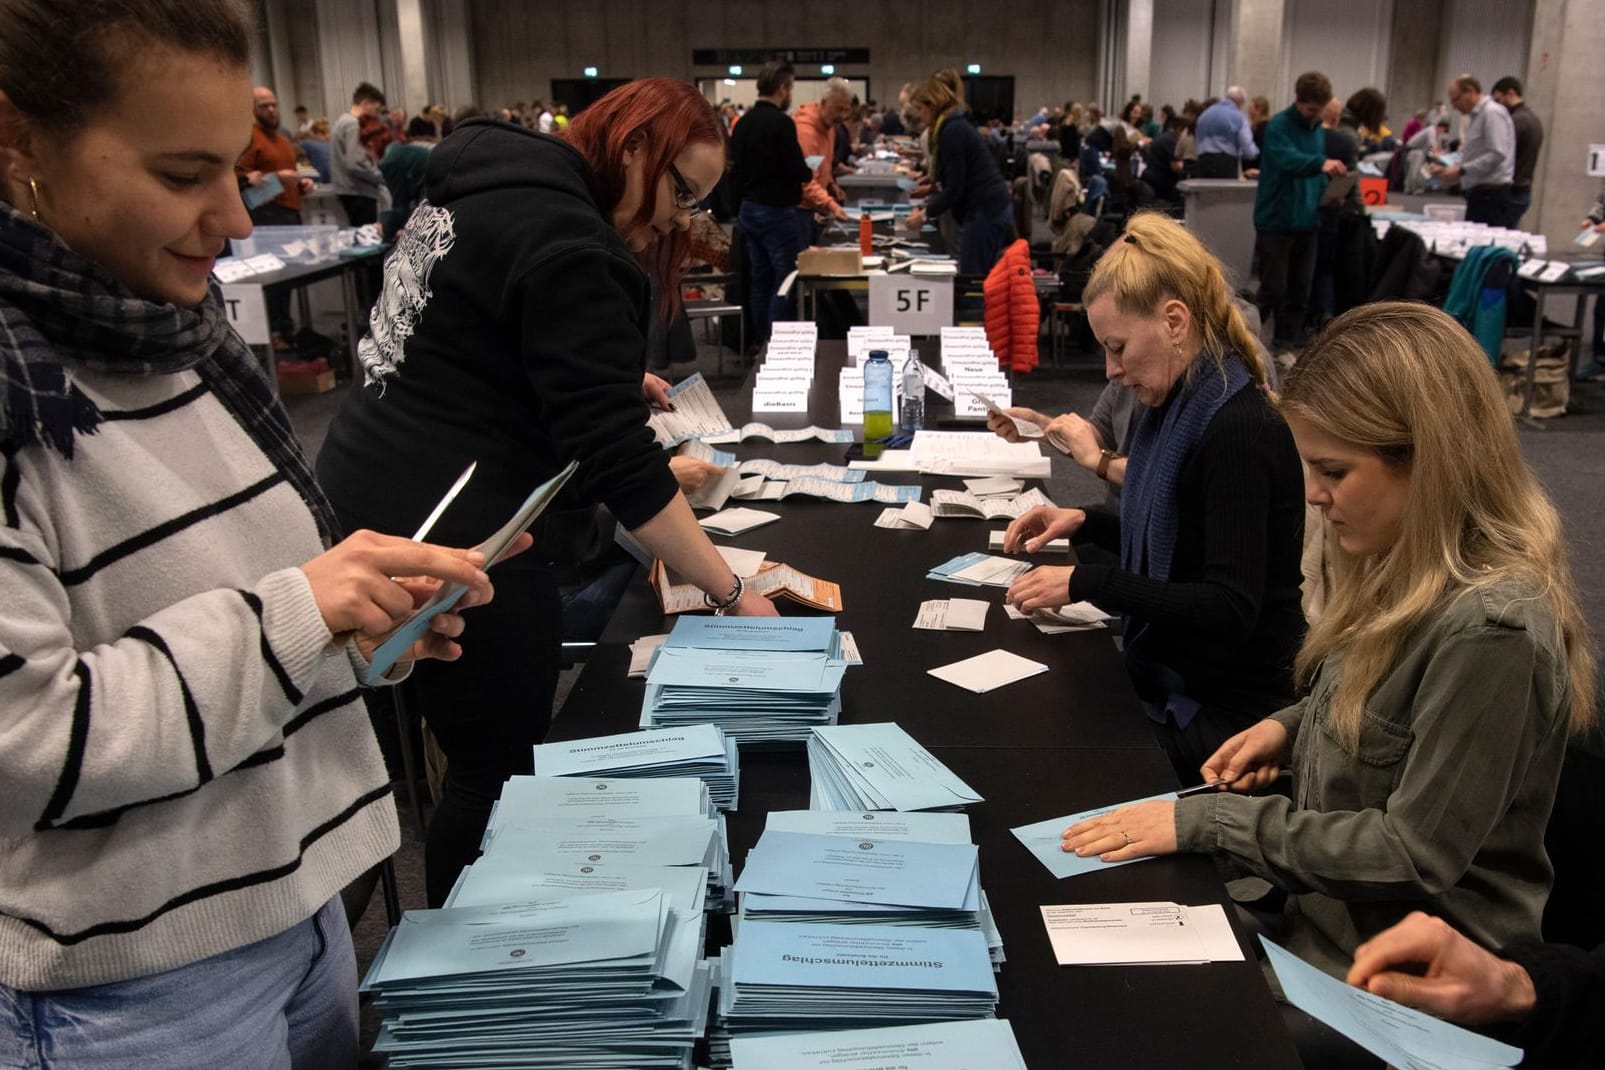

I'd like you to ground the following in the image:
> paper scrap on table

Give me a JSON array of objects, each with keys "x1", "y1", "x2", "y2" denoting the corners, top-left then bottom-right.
[
  {"x1": 989, "y1": 530, "x2": 1069, "y2": 553},
  {"x1": 1009, "y1": 792, "x2": 1180, "y2": 879},
  {"x1": 627, "y1": 633, "x2": 669, "y2": 677},
  {"x1": 1040, "y1": 902, "x2": 1244, "y2": 965},
  {"x1": 838, "y1": 630, "x2": 863, "y2": 666},
  {"x1": 717, "y1": 546, "x2": 768, "y2": 577},
  {"x1": 1002, "y1": 602, "x2": 1112, "y2": 633},
  {"x1": 914, "y1": 598, "x2": 989, "y2": 632},
  {"x1": 1262, "y1": 937, "x2": 1523, "y2": 1070},
  {"x1": 874, "y1": 501, "x2": 934, "y2": 530},
  {"x1": 964, "y1": 476, "x2": 1023, "y2": 497},
  {"x1": 927, "y1": 649, "x2": 1047, "y2": 693},
  {"x1": 698, "y1": 508, "x2": 780, "y2": 536}
]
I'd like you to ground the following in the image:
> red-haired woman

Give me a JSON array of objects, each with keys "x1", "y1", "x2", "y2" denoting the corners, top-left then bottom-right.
[{"x1": 316, "y1": 78, "x2": 777, "y2": 906}]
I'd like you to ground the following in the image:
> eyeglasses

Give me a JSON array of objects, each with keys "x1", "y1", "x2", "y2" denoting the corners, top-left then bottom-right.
[{"x1": 667, "y1": 163, "x2": 703, "y2": 215}]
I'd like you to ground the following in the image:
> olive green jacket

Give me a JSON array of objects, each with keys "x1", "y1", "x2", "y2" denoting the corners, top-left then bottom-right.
[{"x1": 1176, "y1": 579, "x2": 1571, "y2": 976}]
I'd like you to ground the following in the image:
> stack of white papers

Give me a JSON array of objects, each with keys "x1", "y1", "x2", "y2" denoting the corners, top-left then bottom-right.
[
  {"x1": 914, "y1": 598, "x2": 988, "y2": 631},
  {"x1": 533, "y1": 723, "x2": 740, "y2": 811},
  {"x1": 988, "y1": 529, "x2": 1068, "y2": 553},
  {"x1": 640, "y1": 617, "x2": 849, "y2": 744},
  {"x1": 926, "y1": 552, "x2": 1033, "y2": 587},
  {"x1": 718, "y1": 921, "x2": 997, "y2": 1033},
  {"x1": 1003, "y1": 601, "x2": 1113, "y2": 634},
  {"x1": 730, "y1": 1020, "x2": 1027, "y2": 1070},
  {"x1": 930, "y1": 486, "x2": 1052, "y2": 521},
  {"x1": 907, "y1": 430, "x2": 1050, "y2": 479},
  {"x1": 808, "y1": 723, "x2": 983, "y2": 811},
  {"x1": 362, "y1": 889, "x2": 712, "y2": 1069}
]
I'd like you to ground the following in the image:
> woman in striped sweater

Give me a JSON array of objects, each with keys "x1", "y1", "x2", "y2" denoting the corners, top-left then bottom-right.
[{"x1": 0, "y1": 2, "x2": 515, "y2": 1065}]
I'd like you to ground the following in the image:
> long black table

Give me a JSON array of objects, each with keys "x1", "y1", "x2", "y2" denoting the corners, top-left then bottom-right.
[{"x1": 552, "y1": 341, "x2": 1301, "y2": 1068}]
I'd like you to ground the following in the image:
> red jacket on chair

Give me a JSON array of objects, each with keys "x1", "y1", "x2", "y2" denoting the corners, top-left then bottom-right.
[{"x1": 983, "y1": 239, "x2": 1039, "y2": 372}]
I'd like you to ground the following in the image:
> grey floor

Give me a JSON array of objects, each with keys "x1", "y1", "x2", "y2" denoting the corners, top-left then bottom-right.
[{"x1": 287, "y1": 336, "x2": 1605, "y2": 1063}]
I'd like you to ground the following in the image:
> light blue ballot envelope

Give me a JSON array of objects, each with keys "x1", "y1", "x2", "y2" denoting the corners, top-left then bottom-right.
[
  {"x1": 730, "y1": 1019, "x2": 1027, "y2": 1070},
  {"x1": 1010, "y1": 791, "x2": 1180, "y2": 879},
  {"x1": 1262, "y1": 937, "x2": 1522, "y2": 1070},
  {"x1": 363, "y1": 460, "x2": 578, "y2": 683}
]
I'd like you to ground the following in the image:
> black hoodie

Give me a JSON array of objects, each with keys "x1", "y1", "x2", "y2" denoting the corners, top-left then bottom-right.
[{"x1": 316, "y1": 120, "x2": 679, "y2": 548}]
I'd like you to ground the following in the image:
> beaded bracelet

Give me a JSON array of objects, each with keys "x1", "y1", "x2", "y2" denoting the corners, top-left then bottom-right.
[{"x1": 704, "y1": 573, "x2": 745, "y2": 615}]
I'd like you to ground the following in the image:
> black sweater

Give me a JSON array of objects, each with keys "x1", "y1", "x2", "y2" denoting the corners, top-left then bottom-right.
[
  {"x1": 1068, "y1": 387, "x2": 1306, "y2": 721},
  {"x1": 729, "y1": 100, "x2": 812, "y2": 208},
  {"x1": 926, "y1": 110, "x2": 1012, "y2": 224},
  {"x1": 315, "y1": 120, "x2": 679, "y2": 550},
  {"x1": 1501, "y1": 940, "x2": 1605, "y2": 1066}
]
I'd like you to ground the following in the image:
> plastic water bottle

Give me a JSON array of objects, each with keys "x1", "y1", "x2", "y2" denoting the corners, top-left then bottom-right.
[
  {"x1": 900, "y1": 352, "x2": 924, "y2": 431},
  {"x1": 863, "y1": 349, "x2": 894, "y2": 445},
  {"x1": 859, "y1": 209, "x2": 874, "y2": 258}
]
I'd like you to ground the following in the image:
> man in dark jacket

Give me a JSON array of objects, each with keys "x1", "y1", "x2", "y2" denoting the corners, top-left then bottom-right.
[
  {"x1": 1491, "y1": 76, "x2": 1544, "y2": 227},
  {"x1": 729, "y1": 62, "x2": 813, "y2": 347},
  {"x1": 1253, "y1": 71, "x2": 1348, "y2": 353}
]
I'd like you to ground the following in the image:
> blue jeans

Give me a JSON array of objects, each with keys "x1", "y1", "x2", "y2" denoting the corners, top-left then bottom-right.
[
  {"x1": 956, "y1": 203, "x2": 1015, "y2": 276},
  {"x1": 739, "y1": 201, "x2": 806, "y2": 346},
  {"x1": 0, "y1": 897, "x2": 357, "y2": 1070}
]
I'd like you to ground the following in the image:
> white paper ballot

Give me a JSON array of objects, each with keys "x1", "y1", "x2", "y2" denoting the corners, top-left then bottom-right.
[
  {"x1": 964, "y1": 476, "x2": 1023, "y2": 496},
  {"x1": 967, "y1": 388, "x2": 1044, "y2": 437},
  {"x1": 1262, "y1": 937, "x2": 1524, "y2": 1070},
  {"x1": 719, "y1": 546, "x2": 769, "y2": 577},
  {"x1": 1040, "y1": 902, "x2": 1244, "y2": 965},
  {"x1": 874, "y1": 501, "x2": 935, "y2": 530},
  {"x1": 927, "y1": 649, "x2": 1048, "y2": 693},
  {"x1": 730, "y1": 1019, "x2": 1028, "y2": 1070},
  {"x1": 913, "y1": 598, "x2": 989, "y2": 631},
  {"x1": 948, "y1": 555, "x2": 1033, "y2": 587},
  {"x1": 838, "y1": 630, "x2": 863, "y2": 665},
  {"x1": 990, "y1": 529, "x2": 1068, "y2": 552},
  {"x1": 699, "y1": 507, "x2": 781, "y2": 536}
]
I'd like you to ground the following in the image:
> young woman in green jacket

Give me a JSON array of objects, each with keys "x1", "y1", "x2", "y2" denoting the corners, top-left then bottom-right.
[{"x1": 1064, "y1": 301, "x2": 1596, "y2": 982}]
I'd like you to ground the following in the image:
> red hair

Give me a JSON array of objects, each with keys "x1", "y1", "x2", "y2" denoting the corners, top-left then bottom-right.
[{"x1": 563, "y1": 78, "x2": 725, "y2": 319}]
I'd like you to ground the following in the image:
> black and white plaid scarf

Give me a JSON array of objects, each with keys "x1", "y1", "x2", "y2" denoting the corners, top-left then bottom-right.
[{"x1": 0, "y1": 202, "x2": 340, "y2": 546}]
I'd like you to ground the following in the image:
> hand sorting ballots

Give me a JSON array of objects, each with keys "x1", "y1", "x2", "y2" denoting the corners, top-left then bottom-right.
[
  {"x1": 299, "y1": 528, "x2": 534, "y2": 669},
  {"x1": 1001, "y1": 506, "x2": 1087, "y2": 612}
]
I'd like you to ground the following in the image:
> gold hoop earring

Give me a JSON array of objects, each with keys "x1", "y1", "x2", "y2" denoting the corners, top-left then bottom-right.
[{"x1": 27, "y1": 177, "x2": 40, "y2": 223}]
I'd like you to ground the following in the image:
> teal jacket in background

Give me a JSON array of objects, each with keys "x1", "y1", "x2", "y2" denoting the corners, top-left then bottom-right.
[
  {"x1": 1443, "y1": 245, "x2": 1520, "y2": 363},
  {"x1": 1254, "y1": 106, "x2": 1328, "y2": 231}
]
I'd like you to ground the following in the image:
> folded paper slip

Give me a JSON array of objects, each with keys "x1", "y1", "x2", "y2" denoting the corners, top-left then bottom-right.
[
  {"x1": 931, "y1": 486, "x2": 1053, "y2": 520},
  {"x1": 650, "y1": 559, "x2": 843, "y2": 614},
  {"x1": 648, "y1": 371, "x2": 734, "y2": 446}
]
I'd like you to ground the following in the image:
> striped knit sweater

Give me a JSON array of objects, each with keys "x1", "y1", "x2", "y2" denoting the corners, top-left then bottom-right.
[{"x1": 0, "y1": 365, "x2": 398, "y2": 991}]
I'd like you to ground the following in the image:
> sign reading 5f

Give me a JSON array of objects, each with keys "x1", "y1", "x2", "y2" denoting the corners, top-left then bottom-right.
[{"x1": 869, "y1": 274, "x2": 953, "y2": 335}]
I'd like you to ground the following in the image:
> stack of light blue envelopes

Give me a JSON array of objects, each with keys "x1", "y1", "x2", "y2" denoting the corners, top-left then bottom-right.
[
  {"x1": 533, "y1": 723, "x2": 740, "y2": 811},
  {"x1": 361, "y1": 888, "x2": 712, "y2": 1069},
  {"x1": 729, "y1": 1019, "x2": 1028, "y2": 1070},
  {"x1": 479, "y1": 775, "x2": 732, "y2": 911},
  {"x1": 641, "y1": 617, "x2": 849, "y2": 744},
  {"x1": 716, "y1": 920, "x2": 998, "y2": 1036},
  {"x1": 734, "y1": 811, "x2": 1005, "y2": 968},
  {"x1": 807, "y1": 723, "x2": 984, "y2": 812}
]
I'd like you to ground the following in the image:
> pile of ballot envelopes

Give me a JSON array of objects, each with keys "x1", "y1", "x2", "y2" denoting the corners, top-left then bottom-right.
[
  {"x1": 363, "y1": 773, "x2": 731, "y2": 1068},
  {"x1": 533, "y1": 723, "x2": 739, "y2": 811},
  {"x1": 709, "y1": 808, "x2": 1003, "y2": 1062},
  {"x1": 641, "y1": 617, "x2": 849, "y2": 744}
]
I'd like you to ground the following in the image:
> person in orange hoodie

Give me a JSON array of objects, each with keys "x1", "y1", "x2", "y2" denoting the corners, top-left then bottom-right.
[{"x1": 793, "y1": 79, "x2": 853, "y2": 244}]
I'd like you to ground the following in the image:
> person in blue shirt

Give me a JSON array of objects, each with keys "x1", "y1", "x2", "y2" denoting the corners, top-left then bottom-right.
[
  {"x1": 1253, "y1": 71, "x2": 1348, "y2": 353},
  {"x1": 1193, "y1": 87, "x2": 1257, "y2": 179}
]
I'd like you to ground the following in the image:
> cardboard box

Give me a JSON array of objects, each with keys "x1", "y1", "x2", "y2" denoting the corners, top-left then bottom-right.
[
  {"x1": 277, "y1": 367, "x2": 336, "y2": 395},
  {"x1": 797, "y1": 246, "x2": 863, "y2": 276}
]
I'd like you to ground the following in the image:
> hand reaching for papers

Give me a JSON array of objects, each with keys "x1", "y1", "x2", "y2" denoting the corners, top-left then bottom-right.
[
  {"x1": 1003, "y1": 506, "x2": 1086, "y2": 554},
  {"x1": 1345, "y1": 912, "x2": 1537, "y2": 1025},
  {"x1": 986, "y1": 405, "x2": 1052, "y2": 444},
  {"x1": 668, "y1": 454, "x2": 724, "y2": 495},
  {"x1": 1199, "y1": 718, "x2": 1291, "y2": 792},
  {"x1": 1041, "y1": 413, "x2": 1103, "y2": 469},
  {"x1": 730, "y1": 587, "x2": 781, "y2": 616},
  {"x1": 1060, "y1": 799, "x2": 1178, "y2": 862},
  {"x1": 300, "y1": 529, "x2": 529, "y2": 665},
  {"x1": 1005, "y1": 565, "x2": 1075, "y2": 612}
]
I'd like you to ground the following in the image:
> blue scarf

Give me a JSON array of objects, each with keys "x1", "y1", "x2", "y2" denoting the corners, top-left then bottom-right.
[
  {"x1": 0, "y1": 203, "x2": 340, "y2": 546},
  {"x1": 1119, "y1": 351, "x2": 1252, "y2": 727}
]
